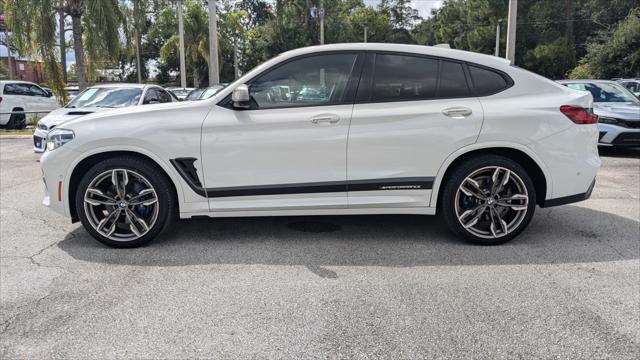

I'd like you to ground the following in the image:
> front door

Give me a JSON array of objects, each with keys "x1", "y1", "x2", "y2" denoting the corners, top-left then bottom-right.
[{"x1": 200, "y1": 52, "x2": 363, "y2": 212}]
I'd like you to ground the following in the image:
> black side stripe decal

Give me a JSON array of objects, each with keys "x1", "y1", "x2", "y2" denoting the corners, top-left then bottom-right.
[{"x1": 171, "y1": 159, "x2": 434, "y2": 198}]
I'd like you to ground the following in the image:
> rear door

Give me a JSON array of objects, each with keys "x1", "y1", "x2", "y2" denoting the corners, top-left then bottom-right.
[{"x1": 347, "y1": 52, "x2": 484, "y2": 208}]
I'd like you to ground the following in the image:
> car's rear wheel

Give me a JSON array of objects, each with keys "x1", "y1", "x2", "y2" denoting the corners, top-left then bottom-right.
[
  {"x1": 6, "y1": 111, "x2": 26, "y2": 130},
  {"x1": 75, "y1": 156, "x2": 176, "y2": 248},
  {"x1": 441, "y1": 155, "x2": 536, "y2": 245}
]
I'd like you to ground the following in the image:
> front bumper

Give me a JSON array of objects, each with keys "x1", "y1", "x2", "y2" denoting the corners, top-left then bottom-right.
[
  {"x1": 40, "y1": 146, "x2": 79, "y2": 218},
  {"x1": 598, "y1": 123, "x2": 640, "y2": 147},
  {"x1": 33, "y1": 128, "x2": 49, "y2": 153}
]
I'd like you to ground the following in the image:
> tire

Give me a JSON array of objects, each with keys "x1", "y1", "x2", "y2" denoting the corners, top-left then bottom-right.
[
  {"x1": 75, "y1": 156, "x2": 177, "y2": 248},
  {"x1": 440, "y1": 155, "x2": 536, "y2": 245},
  {"x1": 6, "y1": 112, "x2": 26, "y2": 130}
]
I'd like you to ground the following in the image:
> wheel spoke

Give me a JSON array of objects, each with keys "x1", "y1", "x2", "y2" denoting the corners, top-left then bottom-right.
[
  {"x1": 496, "y1": 194, "x2": 528, "y2": 211},
  {"x1": 460, "y1": 204, "x2": 487, "y2": 229},
  {"x1": 85, "y1": 188, "x2": 117, "y2": 206},
  {"x1": 111, "y1": 169, "x2": 129, "y2": 199},
  {"x1": 125, "y1": 208, "x2": 149, "y2": 237},
  {"x1": 488, "y1": 207, "x2": 508, "y2": 237},
  {"x1": 491, "y1": 168, "x2": 510, "y2": 196},
  {"x1": 96, "y1": 209, "x2": 121, "y2": 237},
  {"x1": 128, "y1": 188, "x2": 158, "y2": 206},
  {"x1": 460, "y1": 178, "x2": 485, "y2": 199}
]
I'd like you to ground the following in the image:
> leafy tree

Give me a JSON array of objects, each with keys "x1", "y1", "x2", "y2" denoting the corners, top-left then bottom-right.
[
  {"x1": 571, "y1": 9, "x2": 640, "y2": 78},
  {"x1": 348, "y1": 6, "x2": 393, "y2": 42},
  {"x1": 159, "y1": 0, "x2": 209, "y2": 87},
  {"x1": 5, "y1": 0, "x2": 122, "y2": 92},
  {"x1": 121, "y1": 0, "x2": 150, "y2": 83},
  {"x1": 378, "y1": 0, "x2": 421, "y2": 29}
]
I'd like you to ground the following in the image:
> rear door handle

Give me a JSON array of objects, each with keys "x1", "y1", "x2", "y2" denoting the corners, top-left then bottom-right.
[
  {"x1": 442, "y1": 107, "x2": 473, "y2": 119},
  {"x1": 311, "y1": 114, "x2": 340, "y2": 124}
]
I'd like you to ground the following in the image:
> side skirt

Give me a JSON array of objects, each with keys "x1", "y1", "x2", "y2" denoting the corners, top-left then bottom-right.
[{"x1": 179, "y1": 207, "x2": 437, "y2": 219}]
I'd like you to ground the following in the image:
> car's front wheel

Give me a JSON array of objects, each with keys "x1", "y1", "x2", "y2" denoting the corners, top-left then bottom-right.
[
  {"x1": 75, "y1": 156, "x2": 176, "y2": 248},
  {"x1": 441, "y1": 155, "x2": 536, "y2": 245}
]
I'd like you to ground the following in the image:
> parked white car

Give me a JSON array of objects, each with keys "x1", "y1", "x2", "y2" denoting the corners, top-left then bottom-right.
[
  {"x1": 33, "y1": 84, "x2": 177, "y2": 152},
  {"x1": 0, "y1": 80, "x2": 59, "y2": 129},
  {"x1": 40, "y1": 43, "x2": 600, "y2": 248}
]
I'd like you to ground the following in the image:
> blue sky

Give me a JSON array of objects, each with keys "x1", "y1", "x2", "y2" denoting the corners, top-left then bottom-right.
[{"x1": 1, "y1": 0, "x2": 443, "y2": 69}]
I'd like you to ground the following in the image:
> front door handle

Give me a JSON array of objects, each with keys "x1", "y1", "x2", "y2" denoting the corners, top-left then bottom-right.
[
  {"x1": 442, "y1": 107, "x2": 473, "y2": 119},
  {"x1": 311, "y1": 114, "x2": 340, "y2": 124}
]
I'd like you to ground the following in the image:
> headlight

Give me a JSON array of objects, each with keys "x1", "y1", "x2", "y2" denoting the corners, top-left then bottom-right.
[
  {"x1": 46, "y1": 129, "x2": 75, "y2": 151},
  {"x1": 598, "y1": 116, "x2": 619, "y2": 125}
]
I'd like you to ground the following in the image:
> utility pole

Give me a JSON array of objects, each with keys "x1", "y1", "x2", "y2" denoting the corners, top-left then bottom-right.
[
  {"x1": 505, "y1": 0, "x2": 517, "y2": 63},
  {"x1": 134, "y1": 0, "x2": 143, "y2": 83},
  {"x1": 207, "y1": 0, "x2": 220, "y2": 85},
  {"x1": 364, "y1": 26, "x2": 368, "y2": 43},
  {"x1": 233, "y1": 37, "x2": 239, "y2": 80},
  {"x1": 494, "y1": 19, "x2": 502, "y2": 57},
  {"x1": 319, "y1": 1, "x2": 325, "y2": 45},
  {"x1": 59, "y1": 0, "x2": 67, "y2": 83},
  {"x1": 177, "y1": 0, "x2": 186, "y2": 88},
  {"x1": 4, "y1": 29, "x2": 13, "y2": 80}
]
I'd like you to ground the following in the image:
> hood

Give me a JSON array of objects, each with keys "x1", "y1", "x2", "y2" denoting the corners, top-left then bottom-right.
[
  {"x1": 38, "y1": 106, "x2": 113, "y2": 129},
  {"x1": 593, "y1": 102, "x2": 640, "y2": 121},
  {"x1": 60, "y1": 100, "x2": 206, "y2": 130}
]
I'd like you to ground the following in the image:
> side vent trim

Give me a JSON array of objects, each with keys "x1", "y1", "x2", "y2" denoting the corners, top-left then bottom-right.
[{"x1": 170, "y1": 158, "x2": 206, "y2": 197}]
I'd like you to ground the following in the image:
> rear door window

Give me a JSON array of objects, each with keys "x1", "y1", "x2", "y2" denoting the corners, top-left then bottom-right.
[
  {"x1": 372, "y1": 54, "x2": 438, "y2": 102},
  {"x1": 365, "y1": 54, "x2": 472, "y2": 102},
  {"x1": 438, "y1": 61, "x2": 470, "y2": 98}
]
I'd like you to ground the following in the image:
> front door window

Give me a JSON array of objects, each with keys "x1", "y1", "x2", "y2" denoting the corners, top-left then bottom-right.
[{"x1": 249, "y1": 53, "x2": 358, "y2": 109}]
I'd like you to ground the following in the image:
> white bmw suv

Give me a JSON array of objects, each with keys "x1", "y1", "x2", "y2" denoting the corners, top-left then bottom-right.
[{"x1": 40, "y1": 44, "x2": 601, "y2": 247}]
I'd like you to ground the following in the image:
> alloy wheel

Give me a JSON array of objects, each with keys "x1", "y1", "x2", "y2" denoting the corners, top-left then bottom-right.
[
  {"x1": 454, "y1": 166, "x2": 529, "y2": 239},
  {"x1": 83, "y1": 169, "x2": 159, "y2": 242}
]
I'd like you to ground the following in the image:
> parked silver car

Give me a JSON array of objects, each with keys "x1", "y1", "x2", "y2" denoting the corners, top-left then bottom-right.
[
  {"x1": 614, "y1": 78, "x2": 640, "y2": 98},
  {"x1": 558, "y1": 80, "x2": 640, "y2": 147}
]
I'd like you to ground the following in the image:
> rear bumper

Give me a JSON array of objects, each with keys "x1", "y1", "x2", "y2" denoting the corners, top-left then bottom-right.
[{"x1": 541, "y1": 178, "x2": 595, "y2": 207}]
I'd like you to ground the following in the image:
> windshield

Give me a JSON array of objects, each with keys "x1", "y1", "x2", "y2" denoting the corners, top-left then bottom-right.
[
  {"x1": 565, "y1": 82, "x2": 640, "y2": 103},
  {"x1": 199, "y1": 86, "x2": 224, "y2": 100},
  {"x1": 186, "y1": 89, "x2": 205, "y2": 100},
  {"x1": 66, "y1": 87, "x2": 142, "y2": 108}
]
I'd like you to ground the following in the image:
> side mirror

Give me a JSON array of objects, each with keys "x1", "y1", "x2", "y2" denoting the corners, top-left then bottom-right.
[
  {"x1": 46, "y1": 90, "x2": 54, "y2": 97},
  {"x1": 232, "y1": 84, "x2": 251, "y2": 109}
]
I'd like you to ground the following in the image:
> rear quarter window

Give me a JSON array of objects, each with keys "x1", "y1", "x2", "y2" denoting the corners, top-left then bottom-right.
[{"x1": 469, "y1": 65, "x2": 510, "y2": 96}]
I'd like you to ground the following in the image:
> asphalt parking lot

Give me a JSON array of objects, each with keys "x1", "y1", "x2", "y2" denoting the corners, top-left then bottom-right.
[{"x1": 0, "y1": 138, "x2": 638, "y2": 359}]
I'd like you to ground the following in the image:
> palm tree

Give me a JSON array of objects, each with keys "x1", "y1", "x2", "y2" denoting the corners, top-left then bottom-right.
[
  {"x1": 5, "y1": 0, "x2": 123, "y2": 92},
  {"x1": 160, "y1": 0, "x2": 209, "y2": 88}
]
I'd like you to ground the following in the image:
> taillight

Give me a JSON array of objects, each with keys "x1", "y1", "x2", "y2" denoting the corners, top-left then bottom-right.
[{"x1": 560, "y1": 105, "x2": 598, "y2": 124}]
